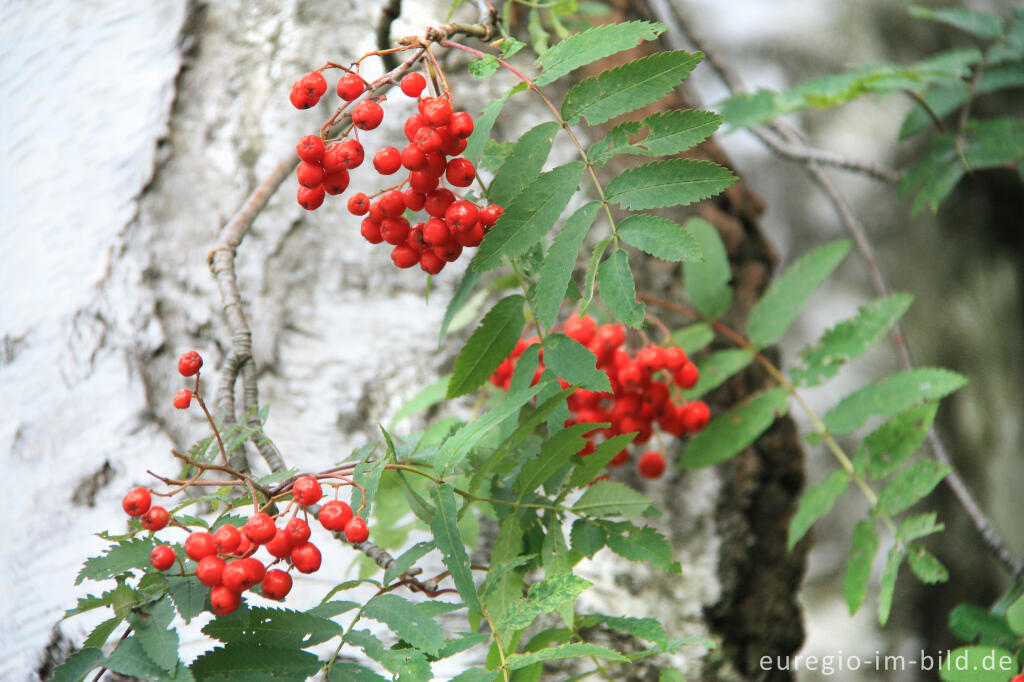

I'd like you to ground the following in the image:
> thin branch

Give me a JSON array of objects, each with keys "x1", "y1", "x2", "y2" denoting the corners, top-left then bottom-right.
[
  {"x1": 753, "y1": 126, "x2": 902, "y2": 184},
  {"x1": 652, "y1": 0, "x2": 1024, "y2": 577},
  {"x1": 376, "y1": 0, "x2": 403, "y2": 71}
]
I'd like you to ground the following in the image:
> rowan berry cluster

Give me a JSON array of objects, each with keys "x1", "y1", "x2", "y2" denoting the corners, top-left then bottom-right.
[
  {"x1": 135, "y1": 351, "x2": 373, "y2": 615},
  {"x1": 290, "y1": 66, "x2": 503, "y2": 275},
  {"x1": 491, "y1": 315, "x2": 711, "y2": 479}
]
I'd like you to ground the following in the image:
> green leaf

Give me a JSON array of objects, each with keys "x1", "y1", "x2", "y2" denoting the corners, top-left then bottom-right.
[
  {"x1": 128, "y1": 596, "x2": 179, "y2": 672},
  {"x1": 845, "y1": 520, "x2": 879, "y2": 615},
  {"x1": 825, "y1": 368, "x2": 966, "y2": 435},
  {"x1": 327, "y1": 662, "x2": 390, "y2": 682},
  {"x1": 352, "y1": 453, "x2": 388, "y2": 517},
  {"x1": 202, "y1": 605, "x2": 343, "y2": 649},
  {"x1": 527, "y1": 7, "x2": 549, "y2": 56},
  {"x1": 939, "y1": 646, "x2": 1018, "y2": 682},
  {"x1": 166, "y1": 575, "x2": 206, "y2": 624},
  {"x1": 568, "y1": 432, "x2": 636, "y2": 489},
  {"x1": 441, "y1": 269, "x2": 484, "y2": 342},
  {"x1": 471, "y1": 162, "x2": 584, "y2": 273},
  {"x1": 434, "y1": 381, "x2": 547, "y2": 476},
  {"x1": 787, "y1": 469, "x2": 850, "y2": 550},
  {"x1": 534, "y1": 202, "x2": 599, "y2": 331},
  {"x1": 573, "y1": 480, "x2": 652, "y2": 517},
  {"x1": 605, "y1": 159, "x2": 736, "y2": 210},
  {"x1": 464, "y1": 84, "x2": 525, "y2": 167},
  {"x1": 907, "y1": 545, "x2": 949, "y2": 584},
  {"x1": 517, "y1": 423, "x2": 597, "y2": 500},
  {"x1": 448, "y1": 295, "x2": 526, "y2": 398},
  {"x1": 683, "y1": 218, "x2": 732, "y2": 319},
  {"x1": 362, "y1": 593, "x2": 446, "y2": 656},
  {"x1": 50, "y1": 648, "x2": 105, "y2": 682},
  {"x1": 83, "y1": 616, "x2": 122, "y2": 649},
  {"x1": 898, "y1": 512, "x2": 945, "y2": 544},
  {"x1": 671, "y1": 322, "x2": 715, "y2": 354},
  {"x1": 604, "y1": 522, "x2": 681, "y2": 573},
  {"x1": 1007, "y1": 594, "x2": 1024, "y2": 635},
  {"x1": 794, "y1": 293, "x2": 914, "y2": 387},
  {"x1": 562, "y1": 51, "x2": 703, "y2": 125},
  {"x1": 681, "y1": 348, "x2": 753, "y2": 399},
  {"x1": 383, "y1": 541, "x2": 435, "y2": 584},
  {"x1": 909, "y1": 6, "x2": 1005, "y2": 40},
  {"x1": 535, "y1": 20, "x2": 665, "y2": 85},
  {"x1": 497, "y1": 574, "x2": 592, "y2": 631},
  {"x1": 76, "y1": 537, "x2": 156, "y2": 584},
  {"x1": 875, "y1": 546, "x2": 904, "y2": 626},
  {"x1": 489, "y1": 122, "x2": 560, "y2": 207},
  {"x1": 597, "y1": 248, "x2": 645, "y2": 328},
  {"x1": 876, "y1": 460, "x2": 951, "y2": 516},
  {"x1": 591, "y1": 110, "x2": 723, "y2": 165},
  {"x1": 581, "y1": 614, "x2": 669, "y2": 651},
  {"x1": 660, "y1": 671, "x2": 686, "y2": 682},
  {"x1": 542, "y1": 333, "x2": 612, "y2": 392},
  {"x1": 469, "y1": 54, "x2": 500, "y2": 79},
  {"x1": 617, "y1": 214, "x2": 702, "y2": 262},
  {"x1": 861, "y1": 402, "x2": 939, "y2": 479},
  {"x1": 950, "y1": 604, "x2": 1018, "y2": 646},
  {"x1": 306, "y1": 600, "x2": 360, "y2": 619},
  {"x1": 681, "y1": 388, "x2": 789, "y2": 468},
  {"x1": 505, "y1": 643, "x2": 627, "y2": 670},
  {"x1": 746, "y1": 240, "x2": 851, "y2": 348},
  {"x1": 391, "y1": 375, "x2": 450, "y2": 426},
  {"x1": 451, "y1": 669, "x2": 499, "y2": 682},
  {"x1": 430, "y1": 484, "x2": 483, "y2": 616},
  {"x1": 570, "y1": 519, "x2": 607, "y2": 557},
  {"x1": 190, "y1": 643, "x2": 321, "y2": 681},
  {"x1": 715, "y1": 89, "x2": 778, "y2": 130},
  {"x1": 483, "y1": 515, "x2": 525, "y2": 635},
  {"x1": 581, "y1": 236, "x2": 613, "y2": 313},
  {"x1": 105, "y1": 637, "x2": 167, "y2": 680}
]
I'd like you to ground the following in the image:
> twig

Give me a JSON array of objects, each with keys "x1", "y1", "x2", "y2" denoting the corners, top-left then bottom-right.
[
  {"x1": 657, "y1": 1, "x2": 1024, "y2": 577},
  {"x1": 753, "y1": 126, "x2": 901, "y2": 184},
  {"x1": 376, "y1": 0, "x2": 404, "y2": 70}
]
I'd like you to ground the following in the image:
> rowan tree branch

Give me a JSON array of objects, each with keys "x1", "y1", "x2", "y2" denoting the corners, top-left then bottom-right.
[{"x1": 652, "y1": 0, "x2": 1024, "y2": 577}]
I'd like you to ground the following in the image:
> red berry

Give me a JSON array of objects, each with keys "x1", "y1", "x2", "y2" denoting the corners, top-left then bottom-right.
[
  {"x1": 292, "y1": 476, "x2": 323, "y2": 506},
  {"x1": 441, "y1": 135, "x2": 468, "y2": 157},
  {"x1": 344, "y1": 517, "x2": 370, "y2": 543},
  {"x1": 348, "y1": 192, "x2": 370, "y2": 215},
  {"x1": 265, "y1": 528, "x2": 294, "y2": 559},
  {"x1": 380, "y1": 217, "x2": 411, "y2": 245},
  {"x1": 448, "y1": 112, "x2": 474, "y2": 139},
  {"x1": 196, "y1": 555, "x2": 226, "y2": 587},
  {"x1": 444, "y1": 201, "x2": 479, "y2": 231},
  {"x1": 352, "y1": 100, "x2": 384, "y2": 130},
  {"x1": 213, "y1": 525, "x2": 241, "y2": 554},
  {"x1": 149, "y1": 545, "x2": 176, "y2": 571},
  {"x1": 400, "y1": 144, "x2": 427, "y2": 171},
  {"x1": 289, "y1": 85, "x2": 317, "y2": 110},
  {"x1": 454, "y1": 221, "x2": 485, "y2": 248},
  {"x1": 242, "y1": 557, "x2": 266, "y2": 584},
  {"x1": 609, "y1": 449, "x2": 631, "y2": 467},
  {"x1": 408, "y1": 170, "x2": 438, "y2": 194},
  {"x1": 360, "y1": 218, "x2": 383, "y2": 244},
  {"x1": 322, "y1": 143, "x2": 346, "y2": 173},
  {"x1": 400, "y1": 72, "x2": 426, "y2": 98},
  {"x1": 210, "y1": 585, "x2": 241, "y2": 615},
  {"x1": 261, "y1": 569, "x2": 293, "y2": 600},
  {"x1": 407, "y1": 225, "x2": 428, "y2": 252},
  {"x1": 638, "y1": 451, "x2": 666, "y2": 479},
  {"x1": 296, "y1": 161, "x2": 325, "y2": 189},
  {"x1": 419, "y1": 250, "x2": 445, "y2": 275},
  {"x1": 423, "y1": 218, "x2": 451, "y2": 247},
  {"x1": 423, "y1": 151, "x2": 446, "y2": 177},
  {"x1": 338, "y1": 139, "x2": 365, "y2": 169},
  {"x1": 596, "y1": 324, "x2": 626, "y2": 350},
  {"x1": 664, "y1": 346, "x2": 688, "y2": 372},
  {"x1": 564, "y1": 315, "x2": 597, "y2": 345},
  {"x1": 323, "y1": 169, "x2": 350, "y2": 195},
  {"x1": 297, "y1": 185, "x2": 326, "y2": 210},
  {"x1": 681, "y1": 401, "x2": 710, "y2": 433},
  {"x1": 296, "y1": 135, "x2": 325, "y2": 163},
  {"x1": 336, "y1": 73, "x2": 364, "y2": 101},
  {"x1": 177, "y1": 350, "x2": 203, "y2": 377},
  {"x1": 291, "y1": 542, "x2": 322, "y2": 574},
  {"x1": 244, "y1": 513, "x2": 277, "y2": 545},
  {"x1": 284, "y1": 517, "x2": 311, "y2": 545},
  {"x1": 185, "y1": 531, "x2": 217, "y2": 561},
  {"x1": 445, "y1": 158, "x2": 476, "y2": 187},
  {"x1": 413, "y1": 126, "x2": 443, "y2": 153},
  {"x1": 404, "y1": 113, "x2": 428, "y2": 141},
  {"x1": 434, "y1": 243, "x2": 463, "y2": 262},
  {"x1": 636, "y1": 347, "x2": 662, "y2": 375},
  {"x1": 379, "y1": 190, "x2": 406, "y2": 217},
  {"x1": 319, "y1": 500, "x2": 354, "y2": 532},
  {"x1": 173, "y1": 389, "x2": 192, "y2": 410},
  {"x1": 404, "y1": 189, "x2": 427, "y2": 211},
  {"x1": 479, "y1": 205, "x2": 504, "y2": 227},
  {"x1": 221, "y1": 560, "x2": 254, "y2": 592},
  {"x1": 424, "y1": 189, "x2": 455, "y2": 218},
  {"x1": 1010, "y1": 675, "x2": 1024, "y2": 682},
  {"x1": 302, "y1": 71, "x2": 328, "y2": 97},
  {"x1": 423, "y1": 98, "x2": 453, "y2": 126},
  {"x1": 373, "y1": 146, "x2": 401, "y2": 175},
  {"x1": 141, "y1": 506, "x2": 169, "y2": 531},
  {"x1": 391, "y1": 244, "x2": 420, "y2": 269},
  {"x1": 122, "y1": 487, "x2": 151, "y2": 517},
  {"x1": 674, "y1": 362, "x2": 699, "y2": 389},
  {"x1": 233, "y1": 533, "x2": 252, "y2": 557}
]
